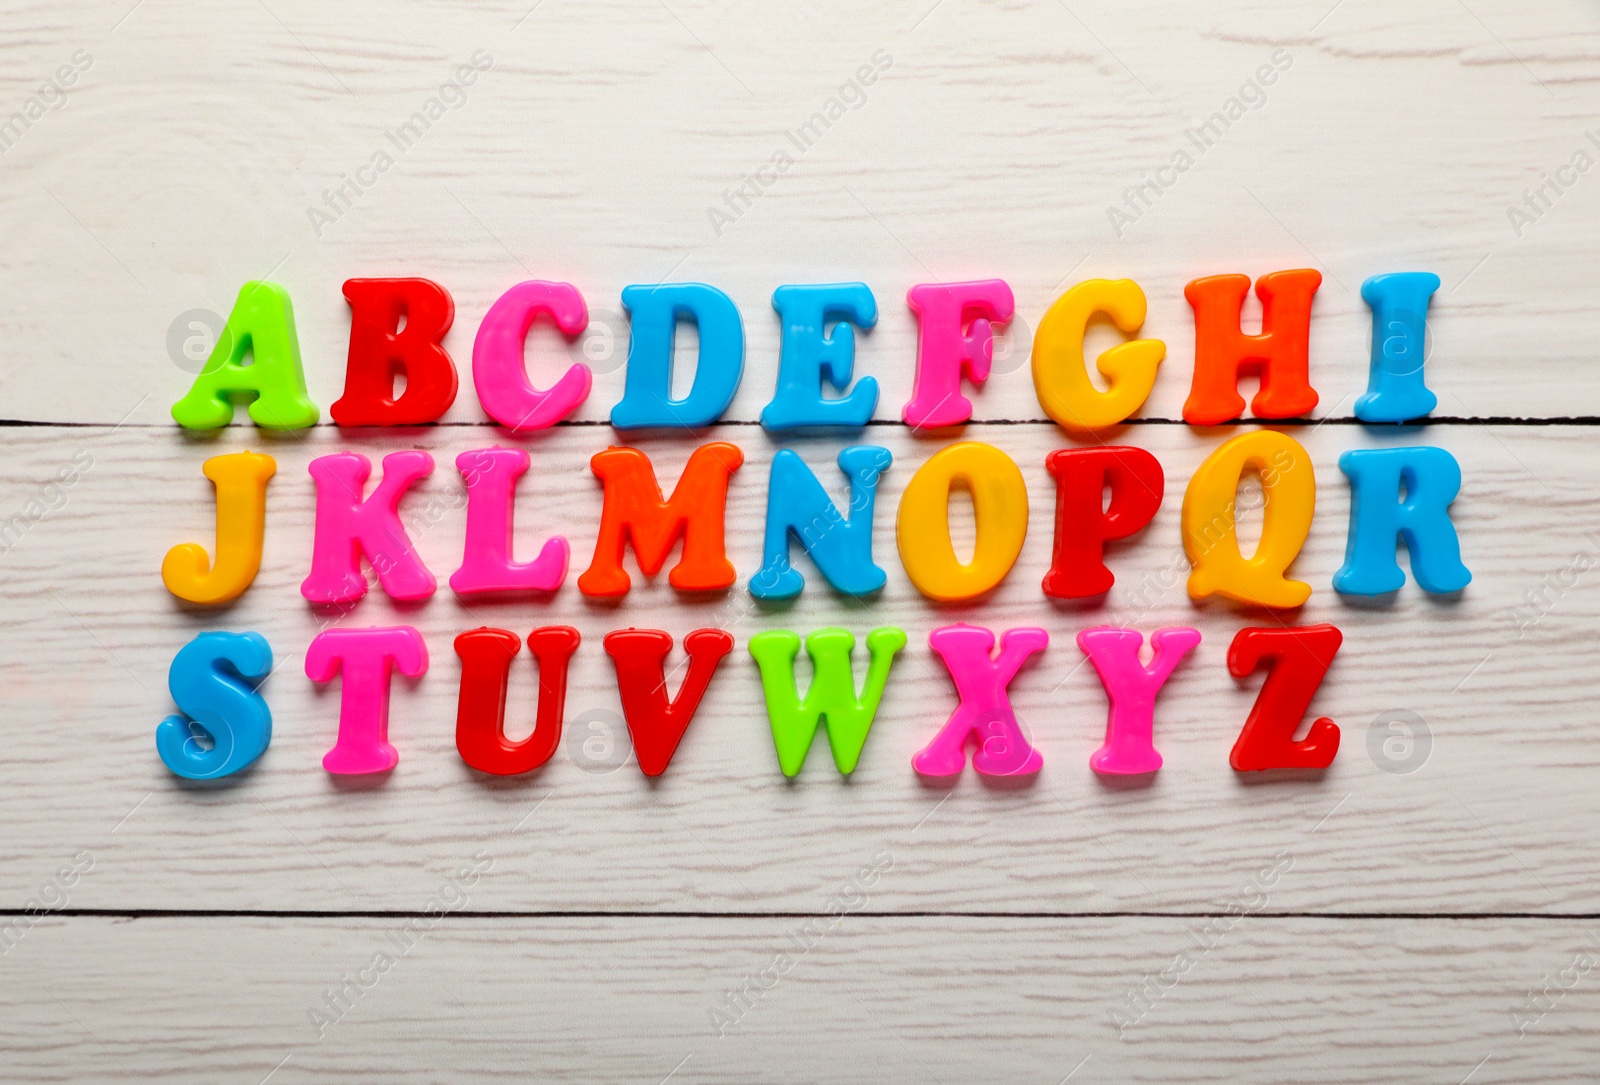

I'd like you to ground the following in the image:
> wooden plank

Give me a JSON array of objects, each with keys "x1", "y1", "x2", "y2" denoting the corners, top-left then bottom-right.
[
  {"x1": 3, "y1": 0, "x2": 1596, "y2": 1078},
  {"x1": 0, "y1": 1, "x2": 1594, "y2": 424},
  {"x1": 0, "y1": 421, "x2": 1586, "y2": 912},
  {"x1": 2, "y1": 914, "x2": 1595, "y2": 1083}
]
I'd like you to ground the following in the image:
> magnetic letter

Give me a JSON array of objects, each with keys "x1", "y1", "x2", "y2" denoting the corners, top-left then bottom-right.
[
  {"x1": 762, "y1": 282, "x2": 879, "y2": 430},
  {"x1": 450, "y1": 447, "x2": 569, "y2": 594},
  {"x1": 161, "y1": 451, "x2": 276, "y2": 605},
  {"x1": 171, "y1": 280, "x2": 320, "y2": 430},
  {"x1": 472, "y1": 280, "x2": 591, "y2": 432},
  {"x1": 611, "y1": 283, "x2": 743, "y2": 429},
  {"x1": 1042, "y1": 446, "x2": 1163, "y2": 599},
  {"x1": 302, "y1": 450, "x2": 436, "y2": 605},
  {"x1": 896, "y1": 442, "x2": 1028, "y2": 602},
  {"x1": 157, "y1": 631, "x2": 273, "y2": 780},
  {"x1": 912, "y1": 624, "x2": 1046, "y2": 777},
  {"x1": 455, "y1": 626, "x2": 580, "y2": 775},
  {"x1": 1228, "y1": 625, "x2": 1341, "y2": 771},
  {"x1": 1078, "y1": 626, "x2": 1200, "y2": 775},
  {"x1": 1355, "y1": 272, "x2": 1440, "y2": 424},
  {"x1": 749, "y1": 627, "x2": 906, "y2": 777},
  {"x1": 1032, "y1": 278, "x2": 1164, "y2": 431},
  {"x1": 1183, "y1": 269, "x2": 1321, "y2": 425},
  {"x1": 332, "y1": 277, "x2": 458, "y2": 426},
  {"x1": 1182, "y1": 430, "x2": 1316, "y2": 608},
  {"x1": 306, "y1": 626, "x2": 428, "y2": 775},
  {"x1": 1334, "y1": 446, "x2": 1470, "y2": 596},
  {"x1": 603, "y1": 628, "x2": 734, "y2": 776},
  {"x1": 578, "y1": 443, "x2": 744, "y2": 597},
  {"x1": 750, "y1": 446, "x2": 892, "y2": 600},
  {"x1": 903, "y1": 280, "x2": 1014, "y2": 429}
]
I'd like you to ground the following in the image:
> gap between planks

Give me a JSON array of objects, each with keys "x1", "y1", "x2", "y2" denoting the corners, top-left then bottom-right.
[{"x1": 14, "y1": 909, "x2": 1600, "y2": 921}]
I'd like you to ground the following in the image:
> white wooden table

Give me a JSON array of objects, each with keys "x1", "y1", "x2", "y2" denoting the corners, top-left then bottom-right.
[{"x1": 1, "y1": 0, "x2": 1597, "y2": 1080}]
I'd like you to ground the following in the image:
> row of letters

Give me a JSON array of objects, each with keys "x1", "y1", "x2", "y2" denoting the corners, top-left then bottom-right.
[
  {"x1": 165, "y1": 433, "x2": 1471, "y2": 610},
  {"x1": 168, "y1": 269, "x2": 1442, "y2": 433},
  {"x1": 160, "y1": 622, "x2": 1343, "y2": 781}
]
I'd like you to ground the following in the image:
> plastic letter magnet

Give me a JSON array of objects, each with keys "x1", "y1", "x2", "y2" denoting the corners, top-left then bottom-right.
[
  {"x1": 157, "y1": 631, "x2": 274, "y2": 780},
  {"x1": 1354, "y1": 272, "x2": 1440, "y2": 424},
  {"x1": 162, "y1": 451, "x2": 276, "y2": 605}
]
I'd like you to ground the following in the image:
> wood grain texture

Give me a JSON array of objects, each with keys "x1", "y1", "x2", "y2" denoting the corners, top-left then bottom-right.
[
  {"x1": 0, "y1": 422, "x2": 1585, "y2": 913},
  {"x1": 1, "y1": 0, "x2": 1596, "y2": 1078},
  {"x1": 3, "y1": 914, "x2": 1597, "y2": 1083},
  {"x1": 0, "y1": 0, "x2": 1595, "y2": 424}
]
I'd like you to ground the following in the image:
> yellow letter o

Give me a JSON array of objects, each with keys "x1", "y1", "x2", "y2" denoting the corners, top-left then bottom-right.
[{"x1": 897, "y1": 442, "x2": 1029, "y2": 602}]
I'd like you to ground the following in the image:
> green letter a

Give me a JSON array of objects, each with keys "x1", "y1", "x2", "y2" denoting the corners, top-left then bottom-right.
[
  {"x1": 172, "y1": 280, "x2": 320, "y2": 430},
  {"x1": 749, "y1": 626, "x2": 906, "y2": 777}
]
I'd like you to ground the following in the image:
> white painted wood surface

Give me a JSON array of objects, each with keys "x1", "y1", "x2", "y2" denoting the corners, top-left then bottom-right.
[
  {"x1": 1, "y1": 0, "x2": 1597, "y2": 1079},
  {"x1": 0, "y1": 0, "x2": 1596, "y2": 425},
  {"x1": 0, "y1": 422, "x2": 1588, "y2": 912},
  {"x1": 5, "y1": 916, "x2": 1599, "y2": 1083}
]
